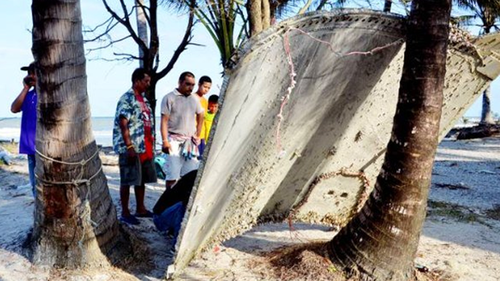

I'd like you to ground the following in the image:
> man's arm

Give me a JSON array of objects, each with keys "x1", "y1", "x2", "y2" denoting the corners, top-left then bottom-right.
[
  {"x1": 119, "y1": 117, "x2": 136, "y2": 159},
  {"x1": 11, "y1": 84, "x2": 31, "y2": 113},
  {"x1": 12, "y1": 76, "x2": 36, "y2": 113},
  {"x1": 195, "y1": 112, "x2": 204, "y2": 139},
  {"x1": 161, "y1": 113, "x2": 171, "y2": 154}
]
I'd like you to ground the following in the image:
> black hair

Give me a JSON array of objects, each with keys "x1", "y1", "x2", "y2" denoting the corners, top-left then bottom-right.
[
  {"x1": 179, "y1": 71, "x2": 195, "y2": 82},
  {"x1": 208, "y1": 95, "x2": 219, "y2": 104},
  {"x1": 132, "y1": 68, "x2": 149, "y2": 83},
  {"x1": 199, "y1": 75, "x2": 212, "y2": 85}
]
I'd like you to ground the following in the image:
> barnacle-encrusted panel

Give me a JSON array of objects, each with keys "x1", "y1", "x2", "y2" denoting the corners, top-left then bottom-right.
[{"x1": 173, "y1": 9, "x2": 495, "y2": 274}]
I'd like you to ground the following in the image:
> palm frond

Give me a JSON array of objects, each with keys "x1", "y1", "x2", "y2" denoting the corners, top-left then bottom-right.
[
  {"x1": 453, "y1": 0, "x2": 500, "y2": 34},
  {"x1": 451, "y1": 14, "x2": 477, "y2": 27}
]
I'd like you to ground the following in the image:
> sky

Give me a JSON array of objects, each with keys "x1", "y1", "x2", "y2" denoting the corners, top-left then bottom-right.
[
  {"x1": 1, "y1": 1, "x2": 224, "y2": 118},
  {"x1": 0, "y1": 1, "x2": 498, "y2": 118}
]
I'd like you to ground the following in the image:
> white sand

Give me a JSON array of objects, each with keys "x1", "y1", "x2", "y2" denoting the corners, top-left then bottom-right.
[{"x1": 0, "y1": 137, "x2": 499, "y2": 280}]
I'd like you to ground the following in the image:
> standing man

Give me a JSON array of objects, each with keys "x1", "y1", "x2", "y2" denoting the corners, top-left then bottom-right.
[
  {"x1": 194, "y1": 76, "x2": 212, "y2": 158},
  {"x1": 113, "y1": 68, "x2": 156, "y2": 225},
  {"x1": 160, "y1": 71, "x2": 204, "y2": 188},
  {"x1": 11, "y1": 62, "x2": 37, "y2": 197}
]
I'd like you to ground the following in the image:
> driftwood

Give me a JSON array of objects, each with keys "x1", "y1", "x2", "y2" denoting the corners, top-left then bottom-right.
[{"x1": 452, "y1": 124, "x2": 500, "y2": 140}]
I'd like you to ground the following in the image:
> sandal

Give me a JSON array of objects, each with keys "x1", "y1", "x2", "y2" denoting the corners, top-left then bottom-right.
[
  {"x1": 120, "y1": 215, "x2": 140, "y2": 225},
  {"x1": 135, "y1": 210, "x2": 154, "y2": 218}
]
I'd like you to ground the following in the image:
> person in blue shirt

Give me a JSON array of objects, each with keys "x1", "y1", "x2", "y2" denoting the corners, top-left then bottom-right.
[
  {"x1": 153, "y1": 170, "x2": 197, "y2": 246},
  {"x1": 11, "y1": 62, "x2": 37, "y2": 197}
]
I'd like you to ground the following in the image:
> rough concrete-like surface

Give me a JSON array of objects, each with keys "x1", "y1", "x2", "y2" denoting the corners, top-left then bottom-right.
[{"x1": 173, "y1": 9, "x2": 500, "y2": 273}]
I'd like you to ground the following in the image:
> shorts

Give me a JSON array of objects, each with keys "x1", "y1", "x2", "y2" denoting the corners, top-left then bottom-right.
[
  {"x1": 119, "y1": 154, "x2": 157, "y2": 186},
  {"x1": 164, "y1": 139, "x2": 199, "y2": 181}
]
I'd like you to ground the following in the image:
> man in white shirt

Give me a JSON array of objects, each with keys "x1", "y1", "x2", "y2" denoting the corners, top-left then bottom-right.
[{"x1": 160, "y1": 71, "x2": 204, "y2": 188}]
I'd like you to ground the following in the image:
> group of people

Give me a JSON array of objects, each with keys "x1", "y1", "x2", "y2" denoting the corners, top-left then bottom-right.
[
  {"x1": 11, "y1": 63, "x2": 219, "y2": 242},
  {"x1": 112, "y1": 68, "x2": 219, "y2": 245}
]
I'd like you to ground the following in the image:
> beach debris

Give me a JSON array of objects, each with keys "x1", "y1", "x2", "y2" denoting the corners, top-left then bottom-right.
[
  {"x1": 213, "y1": 245, "x2": 221, "y2": 254},
  {"x1": 434, "y1": 182, "x2": 470, "y2": 190},
  {"x1": 479, "y1": 170, "x2": 497, "y2": 175},
  {"x1": 456, "y1": 124, "x2": 500, "y2": 140},
  {"x1": 15, "y1": 183, "x2": 32, "y2": 191},
  {"x1": 0, "y1": 150, "x2": 12, "y2": 165},
  {"x1": 11, "y1": 192, "x2": 27, "y2": 198},
  {"x1": 166, "y1": 264, "x2": 175, "y2": 280},
  {"x1": 262, "y1": 243, "x2": 342, "y2": 281},
  {"x1": 99, "y1": 153, "x2": 118, "y2": 166},
  {"x1": 415, "y1": 264, "x2": 429, "y2": 273},
  {"x1": 485, "y1": 205, "x2": 500, "y2": 220}
]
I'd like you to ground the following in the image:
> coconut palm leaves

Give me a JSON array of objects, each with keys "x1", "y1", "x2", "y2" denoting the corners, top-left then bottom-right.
[
  {"x1": 455, "y1": 0, "x2": 500, "y2": 33},
  {"x1": 193, "y1": 0, "x2": 354, "y2": 68},
  {"x1": 192, "y1": 0, "x2": 248, "y2": 68}
]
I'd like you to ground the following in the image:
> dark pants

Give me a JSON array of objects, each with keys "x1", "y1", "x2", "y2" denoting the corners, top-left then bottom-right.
[
  {"x1": 27, "y1": 154, "x2": 36, "y2": 197},
  {"x1": 198, "y1": 139, "x2": 206, "y2": 160}
]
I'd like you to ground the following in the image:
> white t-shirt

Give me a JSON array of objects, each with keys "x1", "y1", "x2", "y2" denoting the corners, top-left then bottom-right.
[{"x1": 161, "y1": 89, "x2": 204, "y2": 137}]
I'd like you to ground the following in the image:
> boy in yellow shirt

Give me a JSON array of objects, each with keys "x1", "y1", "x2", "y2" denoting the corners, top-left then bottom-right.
[
  {"x1": 203, "y1": 95, "x2": 219, "y2": 142},
  {"x1": 195, "y1": 76, "x2": 212, "y2": 157}
]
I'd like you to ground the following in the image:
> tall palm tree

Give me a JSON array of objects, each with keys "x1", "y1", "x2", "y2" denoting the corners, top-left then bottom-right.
[
  {"x1": 328, "y1": 0, "x2": 452, "y2": 279},
  {"x1": 384, "y1": 0, "x2": 392, "y2": 11},
  {"x1": 249, "y1": 0, "x2": 338, "y2": 35},
  {"x1": 31, "y1": 0, "x2": 119, "y2": 268},
  {"x1": 455, "y1": 0, "x2": 500, "y2": 124}
]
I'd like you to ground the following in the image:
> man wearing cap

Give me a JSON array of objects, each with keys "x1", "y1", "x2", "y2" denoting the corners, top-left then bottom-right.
[{"x1": 11, "y1": 62, "x2": 37, "y2": 197}]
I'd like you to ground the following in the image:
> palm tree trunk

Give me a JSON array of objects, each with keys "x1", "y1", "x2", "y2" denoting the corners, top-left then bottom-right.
[
  {"x1": 480, "y1": 25, "x2": 495, "y2": 125},
  {"x1": 248, "y1": 0, "x2": 263, "y2": 36},
  {"x1": 328, "y1": 0, "x2": 452, "y2": 279},
  {"x1": 384, "y1": 0, "x2": 392, "y2": 12},
  {"x1": 31, "y1": 0, "x2": 119, "y2": 268},
  {"x1": 136, "y1": 0, "x2": 149, "y2": 68},
  {"x1": 261, "y1": 0, "x2": 271, "y2": 30},
  {"x1": 480, "y1": 87, "x2": 494, "y2": 124}
]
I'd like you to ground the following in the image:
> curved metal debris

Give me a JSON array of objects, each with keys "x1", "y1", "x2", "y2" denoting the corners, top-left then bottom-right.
[{"x1": 172, "y1": 9, "x2": 500, "y2": 274}]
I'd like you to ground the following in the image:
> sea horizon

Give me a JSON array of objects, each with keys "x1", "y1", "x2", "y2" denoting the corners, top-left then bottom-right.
[
  {"x1": 0, "y1": 115, "x2": 481, "y2": 148},
  {"x1": 0, "y1": 116, "x2": 162, "y2": 148}
]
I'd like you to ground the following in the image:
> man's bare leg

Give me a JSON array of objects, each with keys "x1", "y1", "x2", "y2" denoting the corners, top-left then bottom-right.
[
  {"x1": 166, "y1": 180, "x2": 177, "y2": 189},
  {"x1": 120, "y1": 185, "x2": 131, "y2": 217},
  {"x1": 134, "y1": 184, "x2": 148, "y2": 214}
]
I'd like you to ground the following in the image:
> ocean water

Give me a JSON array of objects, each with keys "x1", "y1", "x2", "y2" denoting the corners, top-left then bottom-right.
[{"x1": 0, "y1": 117, "x2": 161, "y2": 147}]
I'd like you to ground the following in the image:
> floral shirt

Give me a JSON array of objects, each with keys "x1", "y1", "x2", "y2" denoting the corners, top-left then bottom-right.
[{"x1": 113, "y1": 89, "x2": 155, "y2": 154}]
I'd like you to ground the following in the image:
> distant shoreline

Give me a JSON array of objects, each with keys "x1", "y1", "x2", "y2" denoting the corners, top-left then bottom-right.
[
  {"x1": 0, "y1": 116, "x2": 163, "y2": 148},
  {"x1": 0, "y1": 116, "x2": 117, "y2": 120},
  {"x1": 0, "y1": 116, "x2": 166, "y2": 120}
]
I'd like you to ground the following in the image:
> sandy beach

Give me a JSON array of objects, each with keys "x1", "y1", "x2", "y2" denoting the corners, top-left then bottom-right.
[{"x1": 0, "y1": 136, "x2": 499, "y2": 280}]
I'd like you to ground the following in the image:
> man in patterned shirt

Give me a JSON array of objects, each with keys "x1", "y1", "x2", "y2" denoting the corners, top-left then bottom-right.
[{"x1": 112, "y1": 68, "x2": 157, "y2": 225}]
